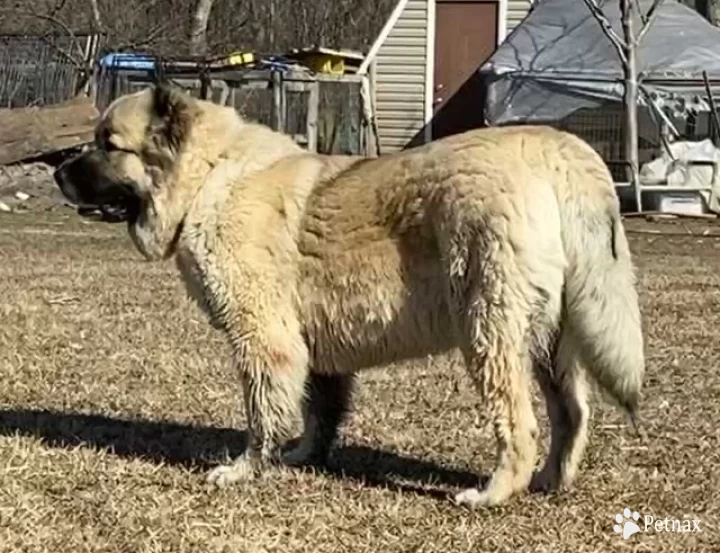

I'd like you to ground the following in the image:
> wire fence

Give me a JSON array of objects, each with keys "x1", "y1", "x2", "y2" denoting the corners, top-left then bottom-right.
[
  {"x1": 554, "y1": 102, "x2": 718, "y2": 183},
  {"x1": 0, "y1": 34, "x2": 99, "y2": 108}
]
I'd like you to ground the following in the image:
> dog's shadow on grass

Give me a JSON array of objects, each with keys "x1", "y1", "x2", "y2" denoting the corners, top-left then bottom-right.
[{"x1": 0, "y1": 408, "x2": 481, "y2": 500}]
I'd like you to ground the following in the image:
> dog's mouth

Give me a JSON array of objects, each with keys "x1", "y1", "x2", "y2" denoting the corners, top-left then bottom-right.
[
  {"x1": 77, "y1": 190, "x2": 142, "y2": 224},
  {"x1": 53, "y1": 152, "x2": 144, "y2": 224},
  {"x1": 101, "y1": 201, "x2": 138, "y2": 222},
  {"x1": 103, "y1": 194, "x2": 141, "y2": 223}
]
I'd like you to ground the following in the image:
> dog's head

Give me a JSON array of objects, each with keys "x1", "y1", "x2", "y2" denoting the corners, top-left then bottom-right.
[{"x1": 54, "y1": 84, "x2": 207, "y2": 260}]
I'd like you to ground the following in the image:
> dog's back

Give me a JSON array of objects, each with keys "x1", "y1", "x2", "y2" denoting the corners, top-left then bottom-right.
[{"x1": 293, "y1": 126, "x2": 575, "y2": 369}]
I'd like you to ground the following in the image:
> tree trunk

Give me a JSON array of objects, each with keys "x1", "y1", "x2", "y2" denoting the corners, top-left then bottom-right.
[
  {"x1": 189, "y1": 0, "x2": 216, "y2": 56},
  {"x1": 703, "y1": 0, "x2": 720, "y2": 25},
  {"x1": 621, "y1": 0, "x2": 641, "y2": 211},
  {"x1": 269, "y1": 0, "x2": 276, "y2": 50},
  {"x1": 89, "y1": 0, "x2": 103, "y2": 31}
]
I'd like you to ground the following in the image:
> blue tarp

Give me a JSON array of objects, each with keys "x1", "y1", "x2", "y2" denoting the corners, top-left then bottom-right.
[{"x1": 99, "y1": 53, "x2": 157, "y2": 70}]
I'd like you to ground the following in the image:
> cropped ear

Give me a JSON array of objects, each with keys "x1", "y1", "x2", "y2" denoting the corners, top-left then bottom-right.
[{"x1": 150, "y1": 83, "x2": 194, "y2": 153}]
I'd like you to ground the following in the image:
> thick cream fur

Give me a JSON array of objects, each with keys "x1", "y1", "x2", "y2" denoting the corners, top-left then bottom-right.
[{"x1": 90, "y1": 88, "x2": 646, "y2": 507}]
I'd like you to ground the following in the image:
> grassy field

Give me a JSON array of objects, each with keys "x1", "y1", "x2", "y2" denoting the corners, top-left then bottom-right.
[{"x1": 0, "y1": 211, "x2": 718, "y2": 552}]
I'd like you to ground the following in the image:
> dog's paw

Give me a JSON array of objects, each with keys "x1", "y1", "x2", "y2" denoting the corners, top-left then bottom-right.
[
  {"x1": 280, "y1": 439, "x2": 326, "y2": 467},
  {"x1": 453, "y1": 486, "x2": 511, "y2": 509},
  {"x1": 281, "y1": 446, "x2": 312, "y2": 467},
  {"x1": 206, "y1": 460, "x2": 256, "y2": 488},
  {"x1": 529, "y1": 468, "x2": 559, "y2": 494},
  {"x1": 454, "y1": 488, "x2": 488, "y2": 509}
]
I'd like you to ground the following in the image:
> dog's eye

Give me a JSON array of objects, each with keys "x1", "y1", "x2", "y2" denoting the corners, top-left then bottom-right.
[
  {"x1": 102, "y1": 130, "x2": 132, "y2": 154},
  {"x1": 105, "y1": 141, "x2": 135, "y2": 155}
]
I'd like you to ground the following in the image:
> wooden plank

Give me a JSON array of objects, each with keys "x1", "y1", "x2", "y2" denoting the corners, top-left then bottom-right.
[
  {"x1": 306, "y1": 81, "x2": 319, "y2": 153},
  {"x1": 371, "y1": 62, "x2": 381, "y2": 156},
  {"x1": 235, "y1": 80, "x2": 272, "y2": 91},
  {"x1": 272, "y1": 71, "x2": 286, "y2": 133},
  {"x1": 315, "y1": 74, "x2": 366, "y2": 84},
  {"x1": 285, "y1": 82, "x2": 314, "y2": 93},
  {"x1": 0, "y1": 96, "x2": 99, "y2": 165},
  {"x1": 214, "y1": 80, "x2": 230, "y2": 105},
  {"x1": 229, "y1": 87, "x2": 238, "y2": 110}
]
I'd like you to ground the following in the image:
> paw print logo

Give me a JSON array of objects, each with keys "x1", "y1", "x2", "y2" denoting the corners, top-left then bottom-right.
[{"x1": 613, "y1": 508, "x2": 641, "y2": 540}]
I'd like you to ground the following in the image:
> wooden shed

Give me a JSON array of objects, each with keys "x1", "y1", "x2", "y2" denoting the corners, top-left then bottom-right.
[{"x1": 359, "y1": 0, "x2": 533, "y2": 153}]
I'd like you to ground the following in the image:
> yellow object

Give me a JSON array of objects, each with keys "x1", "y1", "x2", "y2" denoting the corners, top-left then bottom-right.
[
  {"x1": 219, "y1": 51, "x2": 255, "y2": 67},
  {"x1": 288, "y1": 47, "x2": 365, "y2": 75},
  {"x1": 303, "y1": 53, "x2": 345, "y2": 75}
]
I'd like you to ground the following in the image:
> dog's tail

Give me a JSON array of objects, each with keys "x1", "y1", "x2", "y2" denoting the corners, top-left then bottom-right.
[{"x1": 560, "y1": 162, "x2": 645, "y2": 418}]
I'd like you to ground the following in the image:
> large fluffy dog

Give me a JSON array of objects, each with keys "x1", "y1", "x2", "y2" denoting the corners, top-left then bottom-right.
[{"x1": 54, "y1": 84, "x2": 645, "y2": 508}]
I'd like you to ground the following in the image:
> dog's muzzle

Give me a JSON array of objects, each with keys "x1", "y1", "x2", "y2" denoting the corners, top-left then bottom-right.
[{"x1": 53, "y1": 153, "x2": 141, "y2": 223}]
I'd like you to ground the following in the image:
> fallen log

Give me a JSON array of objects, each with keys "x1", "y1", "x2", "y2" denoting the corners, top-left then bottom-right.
[{"x1": 0, "y1": 96, "x2": 99, "y2": 165}]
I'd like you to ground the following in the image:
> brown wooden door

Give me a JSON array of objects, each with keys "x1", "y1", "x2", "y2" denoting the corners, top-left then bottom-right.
[{"x1": 432, "y1": 0, "x2": 498, "y2": 139}]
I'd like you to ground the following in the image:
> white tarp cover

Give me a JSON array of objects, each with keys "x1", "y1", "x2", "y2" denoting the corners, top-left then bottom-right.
[
  {"x1": 479, "y1": 0, "x2": 720, "y2": 125},
  {"x1": 640, "y1": 139, "x2": 720, "y2": 211}
]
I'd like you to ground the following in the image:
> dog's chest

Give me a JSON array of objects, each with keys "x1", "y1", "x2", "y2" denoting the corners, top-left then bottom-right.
[{"x1": 175, "y1": 237, "x2": 228, "y2": 329}]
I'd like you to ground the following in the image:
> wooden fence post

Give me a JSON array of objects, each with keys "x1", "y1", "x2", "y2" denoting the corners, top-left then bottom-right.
[
  {"x1": 307, "y1": 80, "x2": 319, "y2": 152},
  {"x1": 272, "y1": 70, "x2": 286, "y2": 133}
]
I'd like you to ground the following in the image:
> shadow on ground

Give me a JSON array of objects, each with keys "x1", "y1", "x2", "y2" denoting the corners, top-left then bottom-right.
[{"x1": 0, "y1": 408, "x2": 481, "y2": 500}]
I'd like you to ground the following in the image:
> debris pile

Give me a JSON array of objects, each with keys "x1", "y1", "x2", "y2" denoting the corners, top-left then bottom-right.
[
  {"x1": 0, "y1": 96, "x2": 98, "y2": 215},
  {"x1": 0, "y1": 161, "x2": 72, "y2": 213}
]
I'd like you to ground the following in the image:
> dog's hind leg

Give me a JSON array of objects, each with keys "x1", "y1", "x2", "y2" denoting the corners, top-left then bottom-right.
[
  {"x1": 531, "y1": 329, "x2": 590, "y2": 492},
  {"x1": 448, "y1": 231, "x2": 539, "y2": 509},
  {"x1": 282, "y1": 372, "x2": 356, "y2": 466},
  {"x1": 454, "y1": 342, "x2": 538, "y2": 509},
  {"x1": 207, "y1": 340, "x2": 309, "y2": 488}
]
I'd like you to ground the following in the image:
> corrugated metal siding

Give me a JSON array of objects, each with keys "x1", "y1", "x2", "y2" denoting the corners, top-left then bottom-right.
[
  {"x1": 507, "y1": 0, "x2": 532, "y2": 33},
  {"x1": 374, "y1": 0, "x2": 429, "y2": 152}
]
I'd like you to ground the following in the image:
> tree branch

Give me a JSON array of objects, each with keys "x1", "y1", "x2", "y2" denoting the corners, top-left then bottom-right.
[
  {"x1": 48, "y1": 0, "x2": 69, "y2": 20},
  {"x1": 633, "y1": 0, "x2": 647, "y2": 25},
  {"x1": 115, "y1": 21, "x2": 176, "y2": 52},
  {"x1": 89, "y1": 0, "x2": 104, "y2": 33},
  {"x1": 2, "y1": 6, "x2": 105, "y2": 96},
  {"x1": 189, "y1": 0, "x2": 216, "y2": 56},
  {"x1": 581, "y1": 0, "x2": 628, "y2": 65},
  {"x1": 635, "y1": 0, "x2": 666, "y2": 46},
  {"x1": 36, "y1": 35, "x2": 85, "y2": 69},
  {"x1": 3, "y1": 8, "x2": 87, "y2": 64}
]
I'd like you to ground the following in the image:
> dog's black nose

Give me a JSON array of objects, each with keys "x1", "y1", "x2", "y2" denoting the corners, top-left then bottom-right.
[
  {"x1": 53, "y1": 164, "x2": 80, "y2": 204},
  {"x1": 52, "y1": 166, "x2": 65, "y2": 186}
]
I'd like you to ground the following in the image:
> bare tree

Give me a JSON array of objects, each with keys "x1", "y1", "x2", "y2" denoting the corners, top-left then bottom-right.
[
  {"x1": 189, "y1": 0, "x2": 216, "y2": 56},
  {"x1": 582, "y1": 0, "x2": 665, "y2": 212},
  {"x1": 1, "y1": 0, "x2": 395, "y2": 58}
]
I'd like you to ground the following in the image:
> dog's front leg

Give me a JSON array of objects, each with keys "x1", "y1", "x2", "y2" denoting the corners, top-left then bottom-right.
[
  {"x1": 207, "y1": 340, "x2": 308, "y2": 488},
  {"x1": 282, "y1": 372, "x2": 356, "y2": 467}
]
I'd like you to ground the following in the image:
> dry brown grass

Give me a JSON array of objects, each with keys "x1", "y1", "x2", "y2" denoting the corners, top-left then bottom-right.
[{"x1": 0, "y1": 211, "x2": 718, "y2": 552}]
